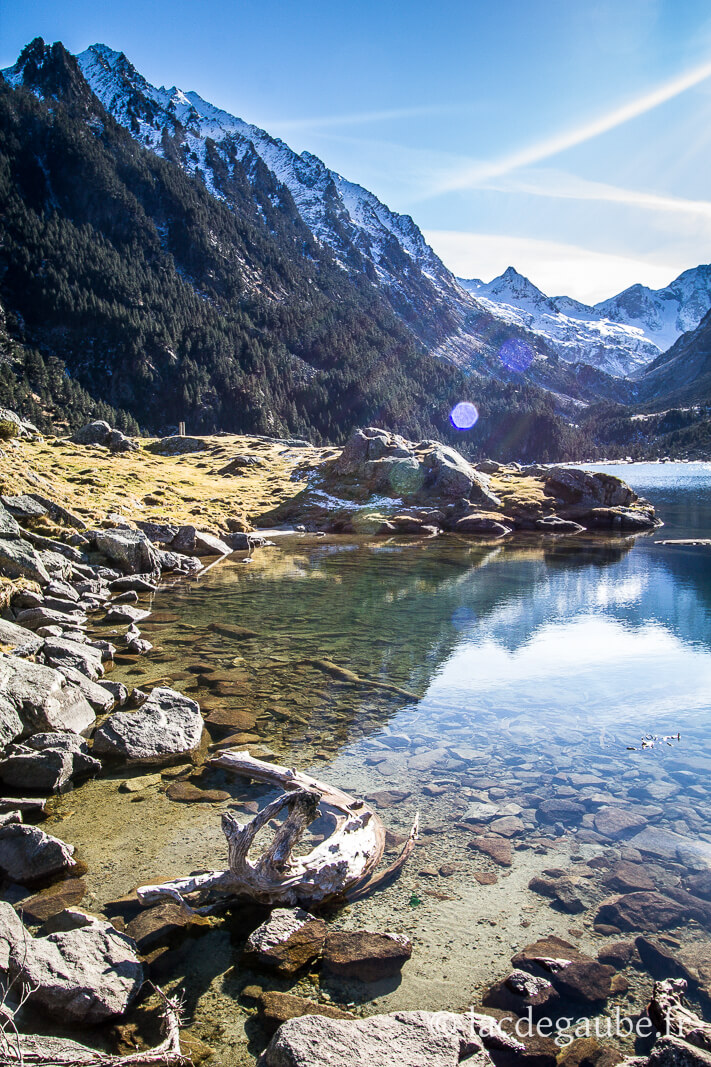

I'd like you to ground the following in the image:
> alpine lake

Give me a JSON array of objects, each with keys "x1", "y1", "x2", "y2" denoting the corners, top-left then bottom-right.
[{"x1": 42, "y1": 462, "x2": 711, "y2": 1064}]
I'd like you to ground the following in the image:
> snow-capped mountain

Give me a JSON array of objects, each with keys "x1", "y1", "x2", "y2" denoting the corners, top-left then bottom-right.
[
  {"x1": 596, "y1": 265, "x2": 711, "y2": 353},
  {"x1": 74, "y1": 45, "x2": 463, "y2": 334},
  {"x1": 458, "y1": 265, "x2": 711, "y2": 378}
]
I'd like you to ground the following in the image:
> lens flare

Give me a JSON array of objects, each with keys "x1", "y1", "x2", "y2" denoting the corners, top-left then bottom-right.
[
  {"x1": 450, "y1": 401, "x2": 479, "y2": 430},
  {"x1": 499, "y1": 338, "x2": 534, "y2": 373}
]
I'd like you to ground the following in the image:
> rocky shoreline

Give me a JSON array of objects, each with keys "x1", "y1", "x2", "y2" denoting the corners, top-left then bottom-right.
[{"x1": 0, "y1": 415, "x2": 708, "y2": 1067}]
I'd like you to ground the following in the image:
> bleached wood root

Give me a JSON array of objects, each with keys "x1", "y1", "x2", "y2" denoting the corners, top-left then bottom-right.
[
  {"x1": 1, "y1": 986, "x2": 192, "y2": 1065},
  {"x1": 648, "y1": 979, "x2": 711, "y2": 1052},
  {"x1": 137, "y1": 751, "x2": 418, "y2": 909}
]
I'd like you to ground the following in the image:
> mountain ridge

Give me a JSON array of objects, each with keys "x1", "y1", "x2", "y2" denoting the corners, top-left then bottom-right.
[{"x1": 458, "y1": 263, "x2": 711, "y2": 379}]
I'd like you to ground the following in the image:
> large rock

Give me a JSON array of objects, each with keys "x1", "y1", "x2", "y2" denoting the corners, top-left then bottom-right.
[
  {"x1": 0, "y1": 501, "x2": 23, "y2": 539},
  {"x1": 1, "y1": 494, "x2": 49, "y2": 520},
  {"x1": 0, "y1": 696, "x2": 24, "y2": 749},
  {"x1": 0, "y1": 654, "x2": 95, "y2": 735},
  {"x1": 257, "y1": 1009, "x2": 495, "y2": 1067},
  {"x1": 325, "y1": 428, "x2": 500, "y2": 509},
  {"x1": 0, "y1": 618, "x2": 44, "y2": 656},
  {"x1": 593, "y1": 807, "x2": 647, "y2": 840},
  {"x1": 595, "y1": 892, "x2": 693, "y2": 932},
  {"x1": 422, "y1": 444, "x2": 500, "y2": 506},
  {"x1": 0, "y1": 536, "x2": 50, "y2": 585},
  {"x1": 16, "y1": 877, "x2": 86, "y2": 923},
  {"x1": 72, "y1": 420, "x2": 112, "y2": 446},
  {"x1": 0, "y1": 733, "x2": 100, "y2": 792},
  {"x1": 41, "y1": 637, "x2": 104, "y2": 681},
  {"x1": 322, "y1": 929, "x2": 412, "y2": 982},
  {"x1": 0, "y1": 823, "x2": 76, "y2": 883},
  {"x1": 145, "y1": 436, "x2": 207, "y2": 455},
  {"x1": 52, "y1": 664, "x2": 116, "y2": 713},
  {"x1": 582, "y1": 507, "x2": 658, "y2": 531},
  {"x1": 544, "y1": 468, "x2": 636, "y2": 509},
  {"x1": 647, "y1": 1036, "x2": 711, "y2": 1067},
  {"x1": 243, "y1": 908, "x2": 327, "y2": 976},
  {"x1": 170, "y1": 525, "x2": 232, "y2": 557},
  {"x1": 0, "y1": 902, "x2": 143, "y2": 1023},
  {"x1": 92, "y1": 687, "x2": 204, "y2": 764},
  {"x1": 94, "y1": 528, "x2": 160, "y2": 575},
  {"x1": 15, "y1": 605, "x2": 88, "y2": 631}
]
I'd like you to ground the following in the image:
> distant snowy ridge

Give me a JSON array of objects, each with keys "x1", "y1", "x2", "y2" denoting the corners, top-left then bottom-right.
[{"x1": 457, "y1": 265, "x2": 711, "y2": 378}]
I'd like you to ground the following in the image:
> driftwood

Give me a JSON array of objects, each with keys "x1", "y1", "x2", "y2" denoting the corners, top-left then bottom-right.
[
  {"x1": 137, "y1": 751, "x2": 418, "y2": 910},
  {"x1": 648, "y1": 979, "x2": 711, "y2": 1052},
  {"x1": 0, "y1": 986, "x2": 192, "y2": 1066}
]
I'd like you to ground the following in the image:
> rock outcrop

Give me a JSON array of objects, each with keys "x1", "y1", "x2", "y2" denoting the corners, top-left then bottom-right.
[
  {"x1": 92, "y1": 686, "x2": 204, "y2": 764},
  {"x1": 0, "y1": 902, "x2": 143, "y2": 1023},
  {"x1": 260, "y1": 427, "x2": 659, "y2": 537},
  {"x1": 0, "y1": 654, "x2": 95, "y2": 740},
  {"x1": 72, "y1": 420, "x2": 138, "y2": 453}
]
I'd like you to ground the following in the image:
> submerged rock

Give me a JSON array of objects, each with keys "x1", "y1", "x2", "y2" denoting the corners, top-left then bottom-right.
[
  {"x1": 243, "y1": 908, "x2": 327, "y2": 976},
  {"x1": 92, "y1": 686, "x2": 204, "y2": 764},
  {"x1": 595, "y1": 892, "x2": 698, "y2": 932},
  {"x1": 0, "y1": 902, "x2": 143, "y2": 1023},
  {"x1": 322, "y1": 929, "x2": 412, "y2": 982},
  {"x1": 257, "y1": 990, "x2": 354, "y2": 1035}
]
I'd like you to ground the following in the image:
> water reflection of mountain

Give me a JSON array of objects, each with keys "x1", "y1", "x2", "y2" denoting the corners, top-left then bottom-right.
[
  {"x1": 152, "y1": 530, "x2": 711, "y2": 752},
  {"x1": 191, "y1": 538, "x2": 651, "y2": 688}
]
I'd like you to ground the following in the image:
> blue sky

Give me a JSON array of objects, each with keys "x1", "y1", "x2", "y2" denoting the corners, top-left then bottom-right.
[{"x1": 3, "y1": 0, "x2": 711, "y2": 301}]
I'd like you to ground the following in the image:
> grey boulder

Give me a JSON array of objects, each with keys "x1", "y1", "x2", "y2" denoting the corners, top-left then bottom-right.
[
  {"x1": 0, "y1": 733, "x2": 100, "y2": 792},
  {"x1": 0, "y1": 654, "x2": 95, "y2": 735},
  {"x1": 0, "y1": 902, "x2": 143, "y2": 1023},
  {"x1": 171, "y1": 525, "x2": 232, "y2": 557},
  {"x1": 0, "y1": 618, "x2": 44, "y2": 656},
  {"x1": 0, "y1": 823, "x2": 76, "y2": 883},
  {"x1": 257, "y1": 1009, "x2": 506, "y2": 1067},
  {"x1": 71, "y1": 420, "x2": 112, "y2": 446},
  {"x1": 41, "y1": 638, "x2": 104, "y2": 681},
  {"x1": 0, "y1": 537, "x2": 50, "y2": 585},
  {"x1": 92, "y1": 687, "x2": 203, "y2": 764},
  {"x1": 94, "y1": 528, "x2": 160, "y2": 575}
]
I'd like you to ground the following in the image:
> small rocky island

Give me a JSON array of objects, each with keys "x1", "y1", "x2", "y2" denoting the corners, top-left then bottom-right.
[{"x1": 1, "y1": 413, "x2": 708, "y2": 1067}]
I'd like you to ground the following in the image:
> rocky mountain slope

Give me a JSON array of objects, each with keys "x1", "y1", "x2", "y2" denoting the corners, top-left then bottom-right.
[{"x1": 4, "y1": 38, "x2": 711, "y2": 457}]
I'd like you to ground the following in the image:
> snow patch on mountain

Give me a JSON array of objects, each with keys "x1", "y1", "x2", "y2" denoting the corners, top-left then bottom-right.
[{"x1": 457, "y1": 267, "x2": 657, "y2": 377}]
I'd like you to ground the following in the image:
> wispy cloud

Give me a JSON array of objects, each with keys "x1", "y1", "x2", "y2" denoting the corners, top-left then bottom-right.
[
  {"x1": 419, "y1": 57, "x2": 711, "y2": 199},
  {"x1": 266, "y1": 103, "x2": 468, "y2": 132},
  {"x1": 492, "y1": 169, "x2": 711, "y2": 223}
]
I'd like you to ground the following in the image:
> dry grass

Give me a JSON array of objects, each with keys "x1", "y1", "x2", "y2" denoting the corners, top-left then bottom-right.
[
  {"x1": 0, "y1": 435, "x2": 335, "y2": 532},
  {"x1": 490, "y1": 472, "x2": 554, "y2": 515}
]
